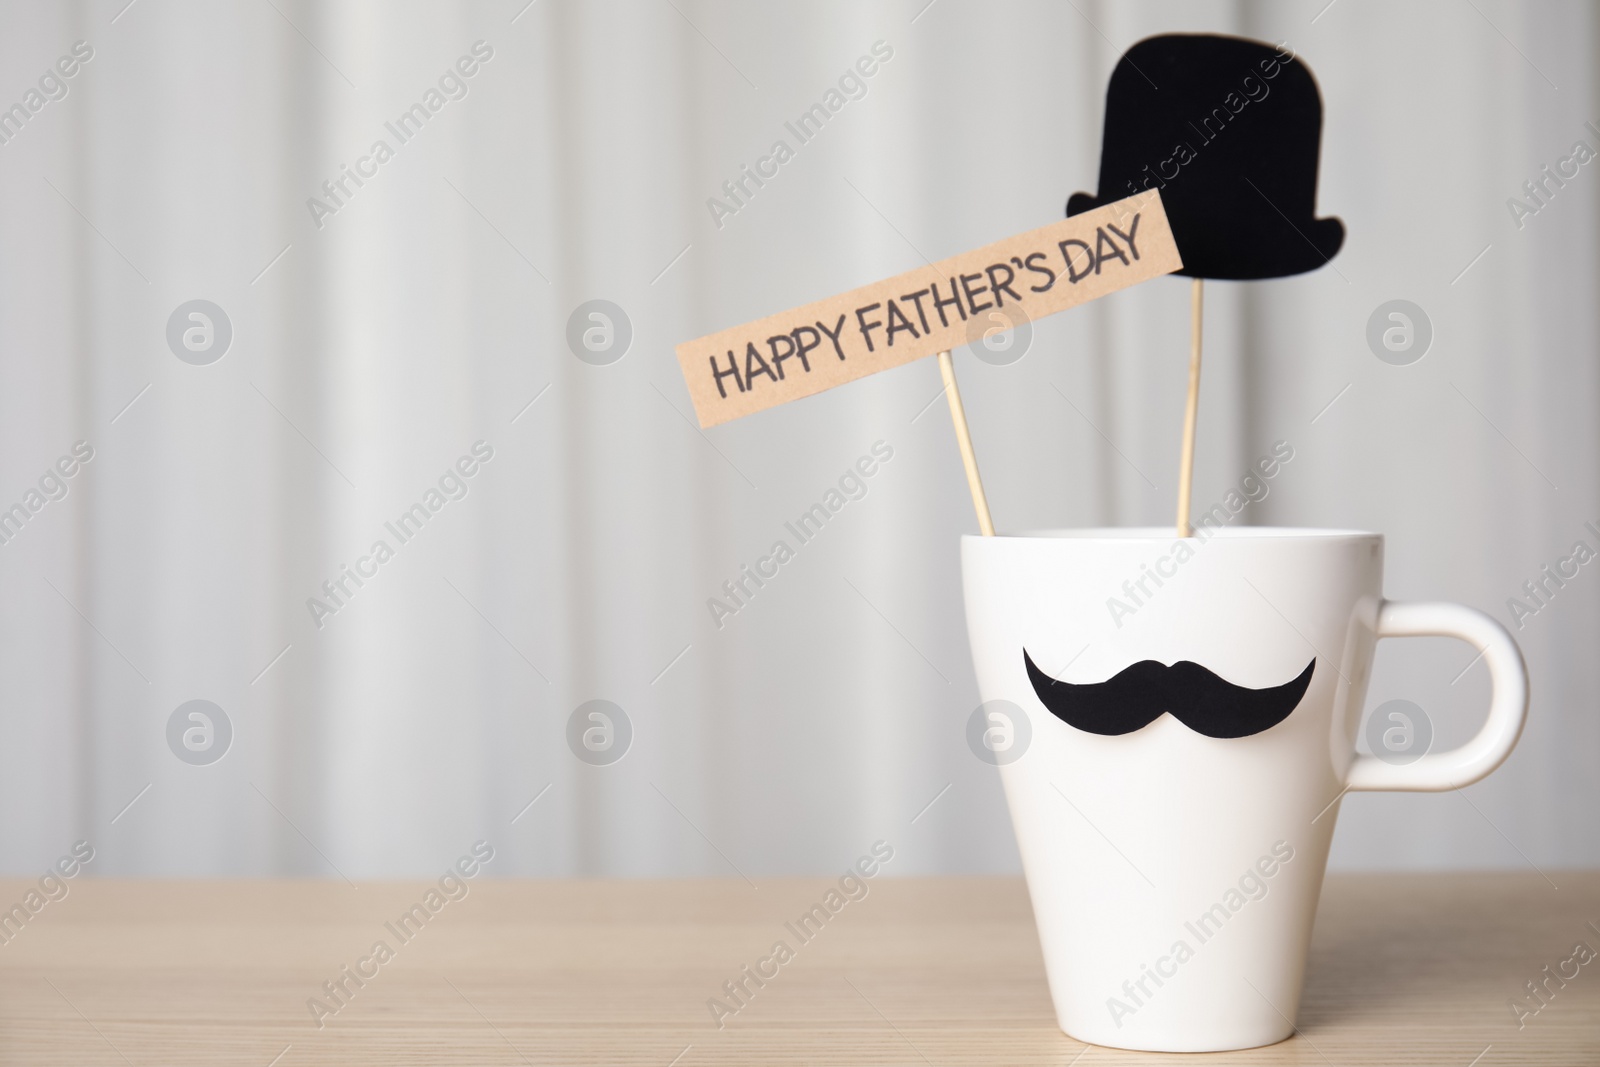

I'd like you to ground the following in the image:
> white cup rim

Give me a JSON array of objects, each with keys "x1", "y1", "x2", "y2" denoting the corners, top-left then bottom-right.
[{"x1": 964, "y1": 526, "x2": 1381, "y2": 543}]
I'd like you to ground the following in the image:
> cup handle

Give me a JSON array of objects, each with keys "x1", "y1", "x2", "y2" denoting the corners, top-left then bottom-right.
[{"x1": 1346, "y1": 600, "x2": 1529, "y2": 792}]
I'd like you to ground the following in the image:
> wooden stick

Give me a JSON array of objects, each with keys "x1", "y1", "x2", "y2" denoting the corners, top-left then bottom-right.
[
  {"x1": 937, "y1": 350, "x2": 995, "y2": 536},
  {"x1": 1176, "y1": 278, "x2": 1204, "y2": 538}
]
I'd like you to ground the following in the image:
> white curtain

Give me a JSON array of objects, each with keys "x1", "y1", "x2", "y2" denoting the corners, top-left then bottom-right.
[{"x1": 0, "y1": 0, "x2": 1593, "y2": 878}]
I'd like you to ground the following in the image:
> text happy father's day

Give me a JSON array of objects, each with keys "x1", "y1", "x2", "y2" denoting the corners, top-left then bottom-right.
[{"x1": 675, "y1": 190, "x2": 1181, "y2": 427}]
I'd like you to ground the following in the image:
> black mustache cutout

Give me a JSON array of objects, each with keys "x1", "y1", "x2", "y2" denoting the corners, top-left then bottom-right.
[{"x1": 1024, "y1": 652, "x2": 1315, "y2": 738}]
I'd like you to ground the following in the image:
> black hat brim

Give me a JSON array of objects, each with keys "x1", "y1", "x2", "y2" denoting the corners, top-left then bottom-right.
[{"x1": 1067, "y1": 191, "x2": 1345, "y2": 281}]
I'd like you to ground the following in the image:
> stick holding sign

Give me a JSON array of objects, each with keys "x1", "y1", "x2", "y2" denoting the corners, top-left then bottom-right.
[
  {"x1": 675, "y1": 189, "x2": 1183, "y2": 531},
  {"x1": 936, "y1": 349, "x2": 995, "y2": 536}
]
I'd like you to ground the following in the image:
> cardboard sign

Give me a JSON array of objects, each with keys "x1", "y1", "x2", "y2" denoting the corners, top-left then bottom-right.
[{"x1": 675, "y1": 190, "x2": 1181, "y2": 427}]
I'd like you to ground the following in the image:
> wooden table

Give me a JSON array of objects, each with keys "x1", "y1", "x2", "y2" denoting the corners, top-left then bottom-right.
[{"x1": 0, "y1": 873, "x2": 1594, "y2": 1064}]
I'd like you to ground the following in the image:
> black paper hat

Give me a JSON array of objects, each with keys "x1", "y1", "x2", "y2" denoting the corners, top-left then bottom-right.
[{"x1": 1067, "y1": 34, "x2": 1343, "y2": 280}]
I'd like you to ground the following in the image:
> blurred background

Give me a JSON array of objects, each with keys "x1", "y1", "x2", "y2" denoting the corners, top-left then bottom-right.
[{"x1": 0, "y1": 0, "x2": 1594, "y2": 879}]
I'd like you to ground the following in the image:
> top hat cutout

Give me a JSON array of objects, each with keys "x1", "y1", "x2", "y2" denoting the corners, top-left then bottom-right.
[{"x1": 1068, "y1": 34, "x2": 1344, "y2": 280}]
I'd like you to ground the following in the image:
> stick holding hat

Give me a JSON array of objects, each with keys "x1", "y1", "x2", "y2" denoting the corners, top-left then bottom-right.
[
  {"x1": 1068, "y1": 33, "x2": 1345, "y2": 537},
  {"x1": 1176, "y1": 277, "x2": 1204, "y2": 537}
]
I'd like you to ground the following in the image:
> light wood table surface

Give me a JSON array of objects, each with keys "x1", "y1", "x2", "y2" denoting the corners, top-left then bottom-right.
[{"x1": 0, "y1": 872, "x2": 1594, "y2": 1064}]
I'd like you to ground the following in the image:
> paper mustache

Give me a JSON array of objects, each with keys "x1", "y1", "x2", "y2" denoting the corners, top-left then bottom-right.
[{"x1": 1023, "y1": 652, "x2": 1315, "y2": 738}]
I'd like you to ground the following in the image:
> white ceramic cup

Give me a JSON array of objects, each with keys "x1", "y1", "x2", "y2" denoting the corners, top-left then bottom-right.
[{"x1": 960, "y1": 528, "x2": 1528, "y2": 1052}]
